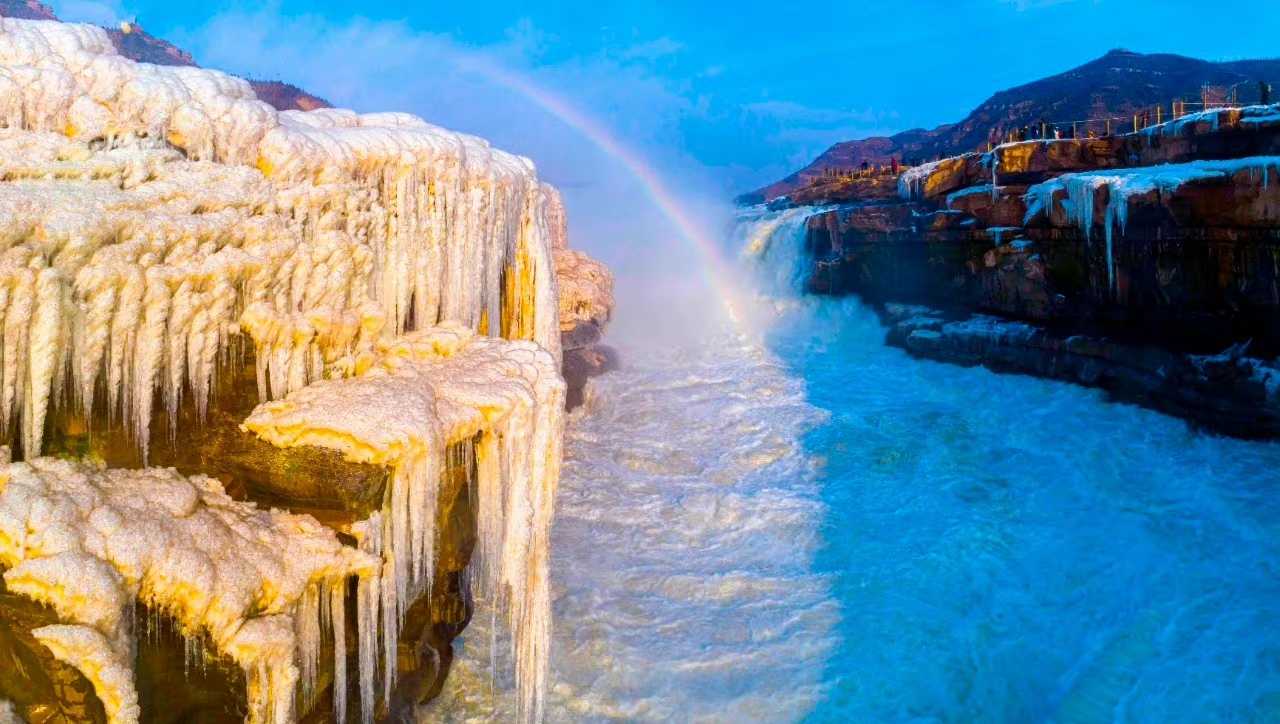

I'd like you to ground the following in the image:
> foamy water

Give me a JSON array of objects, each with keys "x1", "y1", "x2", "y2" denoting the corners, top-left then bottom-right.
[
  {"x1": 424, "y1": 326, "x2": 838, "y2": 722},
  {"x1": 430, "y1": 206, "x2": 1280, "y2": 723}
]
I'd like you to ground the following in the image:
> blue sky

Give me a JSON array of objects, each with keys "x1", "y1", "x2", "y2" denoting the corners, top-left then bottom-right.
[
  {"x1": 49, "y1": 0, "x2": 1280, "y2": 195},
  {"x1": 44, "y1": 0, "x2": 1280, "y2": 305}
]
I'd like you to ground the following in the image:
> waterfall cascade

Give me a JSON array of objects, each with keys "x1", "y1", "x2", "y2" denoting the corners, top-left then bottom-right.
[
  {"x1": 735, "y1": 205, "x2": 821, "y2": 299},
  {"x1": 0, "y1": 16, "x2": 604, "y2": 724}
]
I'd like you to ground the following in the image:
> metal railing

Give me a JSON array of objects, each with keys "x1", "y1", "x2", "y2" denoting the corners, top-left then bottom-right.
[
  {"x1": 809, "y1": 83, "x2": 1275, "y2": 179},
  {"x1": 980, "y1": 84, "x2": 1274, "y2": 151}
]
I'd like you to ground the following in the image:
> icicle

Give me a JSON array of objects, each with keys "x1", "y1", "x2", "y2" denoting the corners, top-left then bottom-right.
[
  {"x1": 0, "y1": 460, "x2": 378, "y2": 724},
  {"x1": 330, "y1": 579, "x2": 348, "y2": 724},
  {"x1": 1105, "y1": 198, "x2": 1117, "y2": 295},
  {"x1": 296, "y1": 584, "x2": 321, "y2": 715},
  {"x1": 244, "y1": 329, "x2": 567, "y2": 723},
  {"x1": 24, "y1": 268, "x2": 63, "y2": 458},
  {"x1": 0, "y1": 19, "x2": 603, "y2": 724},
  {"x1": 357, "y1": 568, "x2": 380, "y2": 724},
  {"x1": 989, "y1": 153, "x2": 999, "y2": 201}
]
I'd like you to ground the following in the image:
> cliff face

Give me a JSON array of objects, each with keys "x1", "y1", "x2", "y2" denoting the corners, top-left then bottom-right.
[
  {"x1": 0, "y1": 16, "x2": 612, "y2": 724},
  {"x1": 743, "y1": 50, "x2": 1280, "y2": 205},
  {"x1": 803, "y1": 105, "x2": 1280, "y2": 437}
]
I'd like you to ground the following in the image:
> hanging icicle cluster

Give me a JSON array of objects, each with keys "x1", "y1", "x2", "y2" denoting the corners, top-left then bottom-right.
[
  {"x1": 0, "y1": 16, "x2": 598, "y2": 724},
  {"x1": 0, "y1": 18, "x2": 562, "y2": 460},
  {"x1": 0, "y1": 455, "x2": 379, "y2": 724},
  {"x1": 244, "y1": 321, "x2": 566, "y2": 724}
]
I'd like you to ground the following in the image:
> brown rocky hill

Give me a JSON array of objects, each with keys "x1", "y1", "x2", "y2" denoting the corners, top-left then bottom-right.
[
  {"x1": 0, "y1": 0, "x2": 52, "y2": 19},
  {"x1": 104, "y1": 24, "x2": 197, "y2": 66},
  {"x1": 248, "y1": 80, "x2": 333, "y2": 112},
  {"x1": 742, "y1": 49, "x2": 1280, "y2": 205},
  {"x1": 0, "y1": 1, "x2": 334, "y2": 112}
]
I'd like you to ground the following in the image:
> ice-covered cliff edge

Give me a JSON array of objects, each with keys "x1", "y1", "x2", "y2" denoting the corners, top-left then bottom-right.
[{"x1": 0, "y1": 16, "x2": 610, "y2": 724}]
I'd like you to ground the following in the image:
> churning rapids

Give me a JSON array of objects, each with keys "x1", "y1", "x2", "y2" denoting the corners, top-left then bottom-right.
[{"x1": 430, "y1": 206, "x2": 1280, "y2": 723}]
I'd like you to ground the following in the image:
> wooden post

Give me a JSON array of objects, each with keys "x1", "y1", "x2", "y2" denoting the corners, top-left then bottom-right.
[
  {"x1": 1156, "y1": 105, "x2": 1162, "y2": 124},
  {"x1": 1073, "y1": 121, "x2": 1078, "y2": 139},
  {"x1": 1106, "y1": 118, "x2": 1112, "y2": 136},
  {"x1": 1133, "y1": 114, "x2": 1139, "y2": 133}
]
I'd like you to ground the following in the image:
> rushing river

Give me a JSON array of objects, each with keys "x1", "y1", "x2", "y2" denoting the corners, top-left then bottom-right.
[{"x1": 429, "y1": 207, "x2": 1280, "y2": 723}]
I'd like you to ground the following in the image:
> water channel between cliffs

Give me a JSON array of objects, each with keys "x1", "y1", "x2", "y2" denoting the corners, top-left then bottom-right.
[{"x1": 430, "y1": 207, "x2": 1280, "y2": 723}]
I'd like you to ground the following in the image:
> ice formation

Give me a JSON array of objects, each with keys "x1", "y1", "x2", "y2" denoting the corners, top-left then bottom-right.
[
  {"x1": 898, "y1": 159, "x2": 946, "y2": 199},
  {"x1": 1138, "y1": 103, "x2": 1280, "y2": 139},
  {"x1": 0, "y1": 456, "x2": 380, "y2": 724},
  {"x1": 540, "y1": 184, "x2": 613, "y2": 331},
  {"x1": 0, "y1": 16, "x2": 591, "y2": 724},
  {"x1": 243, "y1": 322, "x2": 565, "y2": 724},
  {"x1": 0, "y1": 17, "x2": 562, "y2": 460},
  {"x1": 1024, "y1": 157, "x2": 1280, "y2": 295}
]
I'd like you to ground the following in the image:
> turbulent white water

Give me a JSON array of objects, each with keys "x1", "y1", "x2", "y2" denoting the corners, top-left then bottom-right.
[
  {"x1": 427, "y1": 327, "x2": 839, "y2": 721},
  {"x1": 425, "y1": 204, "x2": 841, "y2": 721},
  {"x1": 434, "y1": 202, "x2": 1280, "y2": 723}
]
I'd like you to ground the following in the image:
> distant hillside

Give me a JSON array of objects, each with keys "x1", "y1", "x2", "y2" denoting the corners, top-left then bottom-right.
[
  {"x1": 742, "y1": 49, "x2": 1280, "y2": 204},
  {"x1": 247, "y1": 81, "x2": 332, "y2": 112},
  {"x1": 104, "y1": 24, "x2": 196, "y2": 67},
  {"x1": 0, "y1": 0, "x2": 54, "y2": 20},
  {"x1": 0, "y1": 1, "x2": 334, "y2": 112}
]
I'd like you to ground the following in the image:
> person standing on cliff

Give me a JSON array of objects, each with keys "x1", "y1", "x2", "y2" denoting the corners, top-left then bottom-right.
[{"x1": 1263, "y1": 81, "x2": 1273, "y2": 106}]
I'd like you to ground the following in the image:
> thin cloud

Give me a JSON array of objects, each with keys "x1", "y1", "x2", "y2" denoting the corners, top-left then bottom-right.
[{"x1": 619, "y1": 36, "x2": 684, "y2": 62}]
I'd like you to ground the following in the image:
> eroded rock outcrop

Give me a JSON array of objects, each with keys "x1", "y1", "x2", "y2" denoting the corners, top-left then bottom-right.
[{"x1": 542, "y1": 184, "x2": 616, "y2": 410}]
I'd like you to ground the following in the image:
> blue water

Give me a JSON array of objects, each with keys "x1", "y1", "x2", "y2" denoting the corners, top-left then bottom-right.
[
  {"x1": 762, "y1": 276, "x2": 1280, "y2": 721},
  {"x1": 433, "y1": 208, "x2": 1280, "y2": 724}
]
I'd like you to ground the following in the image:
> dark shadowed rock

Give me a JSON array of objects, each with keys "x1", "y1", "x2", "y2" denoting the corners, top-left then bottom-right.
[
  {"x1": 882, "y1": 306, "x2": 1280, "y2": 438},
  {"x1": 563, "y1": 345, "x2": 620, "y2": 411}
]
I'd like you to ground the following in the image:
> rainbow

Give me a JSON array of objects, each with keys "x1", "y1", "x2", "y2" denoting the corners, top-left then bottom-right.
[{"x1": 460, "y1": 58, "x2": 749, "y2": 326}]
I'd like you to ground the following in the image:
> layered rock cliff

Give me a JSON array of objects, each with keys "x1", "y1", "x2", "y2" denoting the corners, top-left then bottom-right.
[
  {"x1": 0, "y1": 15, "x2": 613, "y2": 724},
  {"x1": 799, "y1": 104, "x2": 1280, "y2": 437}
]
